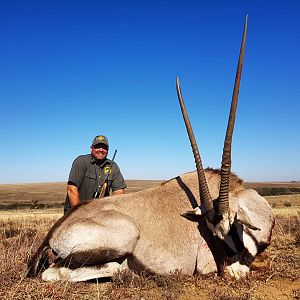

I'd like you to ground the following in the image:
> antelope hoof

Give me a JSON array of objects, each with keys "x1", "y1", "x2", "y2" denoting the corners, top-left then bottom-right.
[
  {"x1": 225, "y1": 261, "x2": 249, "y2": 280},
  {"x1": 42, "y1": 266, "x2": 62, "y2": 282}
]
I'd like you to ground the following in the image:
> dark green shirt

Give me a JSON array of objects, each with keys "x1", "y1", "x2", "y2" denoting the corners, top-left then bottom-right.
[{"x1": 64, "y1": 154, "x2": 126, "y2": 213}]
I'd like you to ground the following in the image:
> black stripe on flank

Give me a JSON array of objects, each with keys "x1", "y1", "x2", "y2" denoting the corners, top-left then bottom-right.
[{"x1": 55, "y1": 248, "x2": 127, "y2": 269}]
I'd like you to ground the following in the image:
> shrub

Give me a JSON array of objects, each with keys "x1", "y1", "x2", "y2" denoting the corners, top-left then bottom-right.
[{"x1": 283, "y1": 201, "x2": 292, "y2": 207}]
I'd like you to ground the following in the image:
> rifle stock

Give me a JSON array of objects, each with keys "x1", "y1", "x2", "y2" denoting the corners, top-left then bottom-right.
[{"x1": 99, "y1": 182, "x2": 108, "y2": 199}]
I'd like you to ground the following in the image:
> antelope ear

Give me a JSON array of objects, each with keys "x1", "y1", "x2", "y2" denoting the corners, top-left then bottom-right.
[
  {"x1": 181, "y1": 206, "x2": 205, "y2": 222},
  {"x1": 236, "y1": 207, "x2": 261, "y2": 231}
]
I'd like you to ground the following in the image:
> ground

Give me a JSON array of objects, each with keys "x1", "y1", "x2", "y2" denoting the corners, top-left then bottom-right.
[{"x1": 0, "y1": 180, "x2": 299, "y2": 299}]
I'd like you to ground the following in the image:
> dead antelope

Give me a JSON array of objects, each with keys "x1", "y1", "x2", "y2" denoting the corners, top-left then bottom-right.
[{"x1": 28, "y1": 16, "x2": 275, "y2": 281}]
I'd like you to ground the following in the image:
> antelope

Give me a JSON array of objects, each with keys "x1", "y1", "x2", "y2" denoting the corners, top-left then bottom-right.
[{"x1": 27, "y1": 16, "x2": 275, "y2": 282}]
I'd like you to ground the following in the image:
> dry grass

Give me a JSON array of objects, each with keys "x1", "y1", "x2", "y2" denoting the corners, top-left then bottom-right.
[
  {"x1": 0, "y1": 180, "x2": 163, "y2": 209},
  {"x1": 0, "y1": 213, "x2": 299, "y2": 299},
  {"x1": 0, "y1": 180, "x2": 299, "y2": 299},
  {"x1": 0, "y1": 179, "x2": 299, "y2": 208},
  {"x1": 266, "y1": 194, "x2": 300, "y2": 208}
]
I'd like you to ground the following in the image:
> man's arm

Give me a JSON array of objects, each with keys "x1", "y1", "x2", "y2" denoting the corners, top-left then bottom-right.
[
  {"x1": 113, "y1": 189, "x2": 125, "y2": 196},
  {"x1": 110, "y1": 163, "x2": 127, "y2": 196},
  {"x1": 67, "y1": 184, "x2": 81, "y2": 208}
]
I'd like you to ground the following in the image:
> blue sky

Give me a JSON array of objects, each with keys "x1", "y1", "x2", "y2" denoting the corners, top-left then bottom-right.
[{"x1": 0, "y1": 1, "x2": 299, "y2": 183}]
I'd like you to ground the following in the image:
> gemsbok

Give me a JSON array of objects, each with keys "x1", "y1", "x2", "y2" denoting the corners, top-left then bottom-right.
[{"x1": 28, "y1": 16, "x2": 275, "y2": 281}]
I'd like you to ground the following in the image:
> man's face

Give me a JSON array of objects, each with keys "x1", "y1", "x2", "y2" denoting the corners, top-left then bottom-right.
[{"x1": 90, "y1": 143, "x2": 108, "y2": 161}]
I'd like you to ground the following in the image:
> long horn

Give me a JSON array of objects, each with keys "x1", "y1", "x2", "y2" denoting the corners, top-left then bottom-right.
[
  {"x1": 176, "y1": 77, "x2": 214, "y2": 220},
  {"x1": 218, "y1": 16, "x2": 248, "y2": 215}
]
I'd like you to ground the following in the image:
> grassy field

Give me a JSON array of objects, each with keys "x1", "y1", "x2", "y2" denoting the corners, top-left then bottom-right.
[
  {"x1": 0, "y1": 180, "x2": 299, "y2": 299},
  {"x1": 0, "y1": 180, "x2": 162, "y2": 210},
  {"x1": 0, "y1": 179, "x2": 299, "y2": 216},
  {"x1": 0, "y1": 179, "x2": 299, "y2": 207}
]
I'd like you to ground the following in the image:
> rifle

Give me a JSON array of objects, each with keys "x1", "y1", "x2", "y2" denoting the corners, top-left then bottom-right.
[{"x1": 98, "y1": 149, "x2": 117, "y2": 199}]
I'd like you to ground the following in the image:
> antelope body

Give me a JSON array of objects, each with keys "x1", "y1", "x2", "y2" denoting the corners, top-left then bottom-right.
[
  {"x1": 28, "y1": 169, "x2": 274, "y2": 281},
  {"x1": 27, "y1": 16, "x2": 275, "y2": 282}
]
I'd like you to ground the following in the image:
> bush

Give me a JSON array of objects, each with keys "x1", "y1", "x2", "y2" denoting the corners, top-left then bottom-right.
[{"x1": 283, "y1": 201, "x2": 292, "y2": 207}]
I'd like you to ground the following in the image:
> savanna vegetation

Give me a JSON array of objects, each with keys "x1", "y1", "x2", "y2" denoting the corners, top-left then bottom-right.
[{"x1": 0, "y1": 180, "x2": 299, "y2": 299}]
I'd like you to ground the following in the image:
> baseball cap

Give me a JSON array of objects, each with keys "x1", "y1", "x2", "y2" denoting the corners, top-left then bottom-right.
[{"x1": 91, "y1": 135, "x2": 109, "y2": 147}]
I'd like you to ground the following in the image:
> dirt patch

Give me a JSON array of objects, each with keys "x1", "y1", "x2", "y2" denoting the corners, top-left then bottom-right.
[{"x1": 255, "y1": 279, "x2": 299, "y2": 300}]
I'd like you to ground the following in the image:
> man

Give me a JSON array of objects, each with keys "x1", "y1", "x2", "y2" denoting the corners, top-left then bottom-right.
[{"x1": 64, "y1": 135, "x2": 126, "y2": 214}]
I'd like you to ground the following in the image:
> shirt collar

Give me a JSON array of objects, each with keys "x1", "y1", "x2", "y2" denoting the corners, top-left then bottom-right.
[{"x1": 90, "y1": 155, "x2": 111, "y2": 168}]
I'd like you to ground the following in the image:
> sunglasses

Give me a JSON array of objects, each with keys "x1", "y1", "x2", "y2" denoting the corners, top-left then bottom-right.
[{"x1": 93, "y1": 143, "x2": 108, "y2": 150}]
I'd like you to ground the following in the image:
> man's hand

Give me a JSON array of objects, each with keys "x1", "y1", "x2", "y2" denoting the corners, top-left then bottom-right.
[{"x1": 67, "y1": 184, "x2": 80, "y2": 208}]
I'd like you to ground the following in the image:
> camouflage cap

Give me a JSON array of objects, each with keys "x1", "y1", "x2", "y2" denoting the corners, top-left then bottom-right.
[{"x1": 91, "y1": 135, "x2": 109, "y2": 147}]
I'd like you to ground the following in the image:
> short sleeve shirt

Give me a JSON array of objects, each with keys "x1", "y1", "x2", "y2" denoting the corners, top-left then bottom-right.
[{"x1": 64, "y1": 154, "x2": 126, "y2": 213}]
